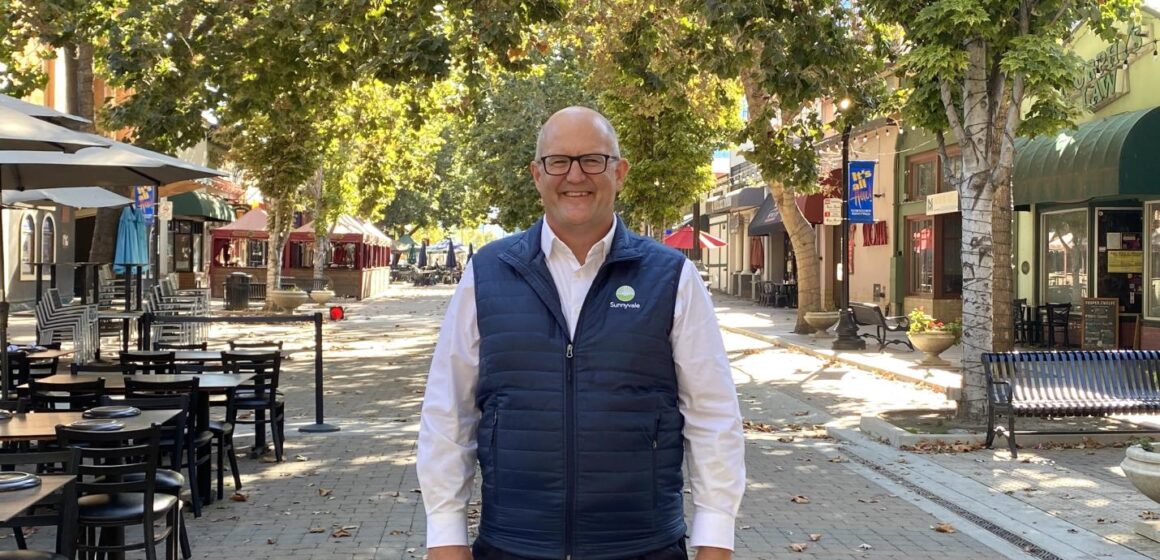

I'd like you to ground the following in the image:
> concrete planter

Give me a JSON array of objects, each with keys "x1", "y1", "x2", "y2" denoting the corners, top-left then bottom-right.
[
  {"x1": 1122, "y1": 445, "x2": 1160, "y2": 542},
  {"x1": 908, "y1": 331, "x2": 957, "y2": 367},
  {"x1": 804, "y1": 311, "x2": 840, "y2": 338},
  {"x1": 309, "y1": 289, "x2": 335, "y2": 306},
  {"x1": 269, "y1": 289, "x2": 308, "y2": 313}
]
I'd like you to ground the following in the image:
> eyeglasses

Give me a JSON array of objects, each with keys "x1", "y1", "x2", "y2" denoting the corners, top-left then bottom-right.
[{"x1": 537, "y1": 154, "x2": 620, "y2": 176}]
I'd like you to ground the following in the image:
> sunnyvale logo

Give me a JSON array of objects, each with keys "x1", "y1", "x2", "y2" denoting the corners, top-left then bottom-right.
[{"x1": 611, "y1": 285, "x2": 641, "y2": 309}]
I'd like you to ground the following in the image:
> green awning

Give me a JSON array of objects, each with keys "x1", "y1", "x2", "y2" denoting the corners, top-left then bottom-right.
[
  {"x1": 169, "y1": 191, "x2": 235, "y2": 222},
  {"x1": 1014, "y1": 107, "x2": 1160, "y2": 206}
]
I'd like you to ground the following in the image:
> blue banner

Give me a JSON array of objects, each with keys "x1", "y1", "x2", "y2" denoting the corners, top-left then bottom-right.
[
  {"x1": 133, "y1": 185, "x2": 156, "y2": 224},
  {"x1": 847, "y1": 161, "x2": 875, "y2": 224}
]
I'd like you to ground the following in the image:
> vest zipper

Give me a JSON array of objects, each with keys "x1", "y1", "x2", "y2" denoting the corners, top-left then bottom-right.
[{"x1": 564, "y1": 342, "x2": 575, "y2": 558}]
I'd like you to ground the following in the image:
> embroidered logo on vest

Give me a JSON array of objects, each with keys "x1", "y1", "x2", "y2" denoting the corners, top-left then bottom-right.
[{"x1": 611, "y1": 285, "x2": 641, "y2": 309}]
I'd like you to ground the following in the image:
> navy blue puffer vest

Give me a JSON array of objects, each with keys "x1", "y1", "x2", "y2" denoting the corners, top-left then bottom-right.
[{"x1": 472, "y1": 218, "x2": 688, "y2": 559}]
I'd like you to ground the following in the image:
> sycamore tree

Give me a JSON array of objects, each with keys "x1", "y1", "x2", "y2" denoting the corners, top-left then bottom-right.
[
  {"x1": 96, "y1": 0, "x2": 564, "y2": 297},
  {"x1": 670, "y1": 0, "x2": 893, "y2": 333},
  {"x1": 863, "y1": 0, "x2": 1138, "y2": 418}
]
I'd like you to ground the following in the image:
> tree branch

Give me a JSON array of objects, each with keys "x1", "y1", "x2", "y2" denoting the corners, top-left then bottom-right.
[{"x1": 939, "y1": 78, "x2": 967, "y2": 149}]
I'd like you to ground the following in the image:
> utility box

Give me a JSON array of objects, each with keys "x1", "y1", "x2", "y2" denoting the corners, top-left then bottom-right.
[{"x1": 224, "y1": 272, "x2": 251, "y2": 310}]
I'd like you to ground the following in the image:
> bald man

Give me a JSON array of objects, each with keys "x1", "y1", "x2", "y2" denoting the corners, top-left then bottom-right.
[{"x1": 418, "y1": 107, "x2": 744, "y2": 560}]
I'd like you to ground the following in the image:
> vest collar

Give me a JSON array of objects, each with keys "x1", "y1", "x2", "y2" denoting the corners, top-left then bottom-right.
[{"x1": 505, "y1": 216, "x2": 643, "y2": 266}]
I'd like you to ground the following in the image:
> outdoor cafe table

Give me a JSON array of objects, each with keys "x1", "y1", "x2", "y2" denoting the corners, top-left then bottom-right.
[
  {"x1": 165, "y1": 349, "x2": 292, "y2": 363},
  {"x1": 0, "y1": 409, "x2": 179, "y2": 442},
  {"x1": 25, "y1": 349, "x2": 74, "y2": 362},
  {"x1": 26, "y1": 373, "x2": 254, "y2": 505},
  {"x1": 0, "y1": 474, "x2": 74, "y2": 523}
]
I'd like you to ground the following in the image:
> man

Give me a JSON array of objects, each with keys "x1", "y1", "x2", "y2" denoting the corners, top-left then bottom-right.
[{"x1": 418, "y1": 106, "x2": 744, "y2": 560}]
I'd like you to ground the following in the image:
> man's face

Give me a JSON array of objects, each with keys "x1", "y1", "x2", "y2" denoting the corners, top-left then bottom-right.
[{"x1": 530, "y1": 113, "x2": 629, "y2": 237}]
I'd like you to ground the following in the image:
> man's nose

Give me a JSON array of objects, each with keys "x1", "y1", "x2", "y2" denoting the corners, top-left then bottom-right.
[{"x1": 565, "y1": 160, "x2": 587, "y2": 182}]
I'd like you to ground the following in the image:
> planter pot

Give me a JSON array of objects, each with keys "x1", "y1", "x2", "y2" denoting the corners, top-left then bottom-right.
[
  {"x1": 269, "y1": 289, "x2": 308, "y2": 313},
  {"x1": 309, "y1": 289, "x2": 335, "y2": 306},
  {"x1": 804, "y1": 311, "x2": 840, "y2": 338},
  {"x1": 908, "y1": 331, "x2": 957, "y2": 367},
  {"x1": 1123, "y1": 445, "x2": 1160, "y2": 503}
]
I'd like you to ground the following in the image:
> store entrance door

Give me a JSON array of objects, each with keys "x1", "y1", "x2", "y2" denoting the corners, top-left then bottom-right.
[{"x1": 1096, "y1": 207, "x2": 1144, "y2": 314}]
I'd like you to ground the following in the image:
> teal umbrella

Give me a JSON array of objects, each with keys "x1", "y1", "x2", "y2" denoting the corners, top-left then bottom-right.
[{"x1": 114, "y1": 206, "x2": 147, "y2": 273}]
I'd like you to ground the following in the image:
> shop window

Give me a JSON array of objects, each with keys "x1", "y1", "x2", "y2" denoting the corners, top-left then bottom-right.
[
  {"x1": 247, "y1": 240, "x2": 267, "y2": 268},
  {"x1": 289, "y1": 241, "x2": 314, "y2": 268},
  {"x1": 40, "y1": 215, "x2": 55, "y2": 268},
  {"x1": 1147, "y1": 203, "x2": 1160, "y2": 318},
  {"x1": 169, "y1": 220, "x2": 204, "y2": 273},
  {"x1": 906, "y1": 150, "x2": 962, "y2": 201},
  {"x1": 941, "y1": 214, "x2": 962, "y2": 295},
  {"x1": 1096, "y1": 208, "x2": 1142, "y2": 314},
  {"x1": 1042, "y1": 209, "x2": 1089, "y2": 307},
  {"x1": 19, "y1": 214, "x2": 35, "y2": 277},
  {"x1": 908, "y1": 217, "x2": 934, "y2": 294}
]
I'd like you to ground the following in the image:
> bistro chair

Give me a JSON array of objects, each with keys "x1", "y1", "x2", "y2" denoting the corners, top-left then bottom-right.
[
  {"x1": 120, "y1": 351, "x2": 177, "y2": 376},
  {"x1": 0, "y1": 447, "x2": 79, "y2": 560},
  {"x1": 222, "y1": 351, "x2": 285, "y2": 462},
  {"x1": 123, "y1": 377, "x2": 213, "y2": 518},
  {"x1": 70, "y1": 361, "x2": 129, "y2": 376},
  {"x1": 153, "y1": 342, "x2": 208, "y2": 352},
  {"x1": 174, "y1": 363, "x2": 241, "y2": 498},
  {"x1": 1012, "y1": 298, "x2": 1028, "y2": 344},
  {"x1": 56, "y1": 423, "x2": 179, "y2": 560},
  {"x1": 26, "y1": 378, "x2": 105, "y2": 412},
  {"x1": 227, "y1": 340, "x2": 283, "y2": 351},
  {"x1": 1045, "y1": 302, "x2": 1073, "y2": 349}
]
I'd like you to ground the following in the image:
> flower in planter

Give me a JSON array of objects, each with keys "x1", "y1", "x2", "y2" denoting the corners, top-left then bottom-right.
[{"x1": 907, "y1": 308, "x2": 963, "y2": 344}]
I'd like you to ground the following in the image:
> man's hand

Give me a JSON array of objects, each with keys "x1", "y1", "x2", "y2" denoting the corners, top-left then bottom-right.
[
  {"x1": 426, "y1": 545, "x2": 471, "y2": 560},
  {"x1": 695, "y1": 546, "x2": 733, "y2": 560}
]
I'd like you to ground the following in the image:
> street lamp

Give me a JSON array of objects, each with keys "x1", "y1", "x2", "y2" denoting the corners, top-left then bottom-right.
[{"x1": 832, "y1": 119, "x2": 866, "y2": 351}]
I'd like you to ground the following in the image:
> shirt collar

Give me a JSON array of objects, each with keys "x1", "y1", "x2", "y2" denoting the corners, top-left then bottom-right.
[{"x1": 540, "y1": 215, "x2": 618, "y2": 263}]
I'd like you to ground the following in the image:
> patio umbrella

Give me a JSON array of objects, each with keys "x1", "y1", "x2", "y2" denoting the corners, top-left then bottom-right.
[
  {"x1": 2, "y1": 187, "x2": 133, "y2": 208},
  {"x1": 0, "y1": 93, "x2": 91, "y2": 126},
  {"x1": 662, "y1": 226, "x2": 727, "y2": 250},
  {"x1": 445, "y1": 240, "x2": 458, "y2": 269},
  {"x1": 467, "y1": 243, "x2": 474, "y2": 264},
  {"x1": 114, "y1": 205, "x2": 148, "y2": 273},
  {"x1": 0, "y1": 106, "x2": 107, "y2": 153},
  {"x1": 417, "y1": 241, "x2": 428, "y2": 268}
]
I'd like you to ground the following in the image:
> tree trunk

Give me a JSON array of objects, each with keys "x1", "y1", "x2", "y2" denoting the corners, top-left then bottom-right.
[{"x1": 264, "y1": 198, "x2": 293, "y2": 311}]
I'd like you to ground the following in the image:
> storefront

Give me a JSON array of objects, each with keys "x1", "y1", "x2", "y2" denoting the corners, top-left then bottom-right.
[
  {"x1": 702, "y1": 164, "x2": 765, "y2": 296},
  {"x1": 166, "y1": 190, "x2": 236, "y2": 289}
]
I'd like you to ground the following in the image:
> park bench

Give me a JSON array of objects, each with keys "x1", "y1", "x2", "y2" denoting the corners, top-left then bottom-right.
[
  {"x1": 981, "y1": 350, "x2": 1160, "y2": 457},
  {"x1": 850, "y1": 302, "x2": 913, "y2": 352}
]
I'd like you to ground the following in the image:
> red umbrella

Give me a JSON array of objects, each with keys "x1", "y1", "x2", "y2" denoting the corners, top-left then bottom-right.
[{"x1": 663, "y1": 226, "x2": 727, "y2": 249}]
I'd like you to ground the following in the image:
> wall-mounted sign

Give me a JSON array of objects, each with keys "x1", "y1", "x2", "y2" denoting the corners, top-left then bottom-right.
[
  {"x1": 158, "y1": 200, "x2": 173, "y2": 221},
  {"x1": 847, "y1": 161, "x2": 875, "y2": 224},
  {"x1": 823, "y1": 198, "x2": 842, "y2": 226},
  {"x1": 926, "y1": 190, "x2": 960, "y2": 215},
  {"x1": 1072, "y1": 22, "x2": 1150, "y2": 111}
]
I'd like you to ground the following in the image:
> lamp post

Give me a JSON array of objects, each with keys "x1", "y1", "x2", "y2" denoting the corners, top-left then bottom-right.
[{"x1": 833, "y1": 121, "x2": 866, "y2": 350}]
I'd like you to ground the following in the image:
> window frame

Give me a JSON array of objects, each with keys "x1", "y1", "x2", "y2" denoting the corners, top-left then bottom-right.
[
  {"x1": 1040, "y1": 207, "x2": 1090, "y2": 308},
  {"x1": 19, "y1": 212, "x2": 36, "y2": 280},
  {"x1": 905, "y1": 147, "x2": 963, "y2": 202},
  {"x1": 1146, "y1": 202, "x2": 1160, "y2": 319},
  {"x1": 906, "y1": 216, "x2": 935, "y2": 295},
  {"x1": 39, "y1": 214, "x2": 55, "y2": 275}
]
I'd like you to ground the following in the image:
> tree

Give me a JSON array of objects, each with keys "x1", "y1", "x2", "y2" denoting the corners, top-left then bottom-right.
[
  {"x1": 96, "y1": 0, "x2": 566, "y2": 297},
  {"x1": 666, "y1": 0, "x2": 893, "y2": 333},
  {"x1": 863, "y1": 0, "x2": 1139, "y2": 418}
]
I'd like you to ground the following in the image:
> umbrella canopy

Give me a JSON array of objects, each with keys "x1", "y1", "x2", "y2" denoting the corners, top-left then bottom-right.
[
  {"x1": 0, "y1": 93, "x2": 90, "y2": 126},
  {"x1": 446, "y1": 243, "x2": 458, "y2": 269},
  {"x1": 114, "y1": 206, "x2": 148, "y2": 272},
  {"x1": 2, "y1": 187, "x2": 132, "y2": 208},
  {"x1": 416, "y1": 241, "x2": 428, "y2": 268},
  {"x1": 394, "y1": 234, "x2": 416, "y2": 251},
  {"x1": 0, "y1": 145, "x2": 222, "y2": 188},
  {"x1": 662, "y1": 226, "x2": 727, "y2": 250},
  {"x1": 0, "y1": 106, "x2": 107, "y2": 153}
]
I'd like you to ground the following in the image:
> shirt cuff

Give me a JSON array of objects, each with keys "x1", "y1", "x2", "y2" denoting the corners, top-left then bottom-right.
[
  {"x1": 688, "y1": 509, "x2": 736, "y2": 551},
  {"x1": 425, "y1": 511, "x2": 469, "y2": 548}
]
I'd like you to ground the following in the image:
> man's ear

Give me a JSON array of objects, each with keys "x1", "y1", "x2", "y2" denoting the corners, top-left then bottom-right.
[{"x1": 613, "y1": 158, "x2": 630, "y2": 191}]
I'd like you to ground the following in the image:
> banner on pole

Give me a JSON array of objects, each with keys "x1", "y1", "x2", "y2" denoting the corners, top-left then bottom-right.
[
  {"x1": 134, "y1": 185, "x2": 157, "y2": 224},
  {"x1": 847, "y1": 161, "x2": 875, "y2": 224}
]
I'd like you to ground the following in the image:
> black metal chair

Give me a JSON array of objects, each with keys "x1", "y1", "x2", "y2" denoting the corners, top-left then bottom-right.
[
  {"x1": 0, "y1": 447, "x2": 79, "y2": 560},
  {"x1": 120, "y1": 351, "x2": 177, "y2": 376},
  {"x1": 153, "y1": 342, "x2": 208, "y2": 352},
  {"x1": 70, "y1": 361, "x2": 129, "y2": 376},
  {"x1": 1012, "y1": 298, "x2": 1027, "y2": 344},
  {"x1": 1044, "y1": 302, "x2": 1072, "y2": 349},
  {"x1": 176, "y1": 363, "x2": 242, "y2": 499},
  {"x1": 227, "y1": 340, "x2": 283, "y2": 351},
  {"x1": 26, "y1": 378, "x2": 105, "y2": 411},
  {"x1": 56, "y1": 423, "x2": 179, "y2": 560},
  {"x1": 223, "y1": 351, "x2": 285, "y2": 462}
]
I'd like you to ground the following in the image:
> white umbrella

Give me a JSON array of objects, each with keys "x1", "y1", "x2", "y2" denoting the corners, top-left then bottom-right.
[
  {"x1": 2, "y1": 187, "x2": 133, "y2": 208},
  {"x1": 0, "y1": 106, "x2": 107, "y2": 153},
  {"x1": 0, "y1": 93, "x2": 90, "y2": 126}
]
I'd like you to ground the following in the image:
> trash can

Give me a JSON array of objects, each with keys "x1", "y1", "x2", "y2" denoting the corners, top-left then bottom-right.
[{"x1": 225, "y1": 272, "x2": 251, "y2": 310}]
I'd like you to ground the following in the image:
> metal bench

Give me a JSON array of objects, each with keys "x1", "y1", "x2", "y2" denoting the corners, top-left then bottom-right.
[
  {"x1": 850, "y1": 302, "x2": 913, "y2": 352},
  {"x1": 982, "y1": 350, "x2": 1160, "y2": 457}
]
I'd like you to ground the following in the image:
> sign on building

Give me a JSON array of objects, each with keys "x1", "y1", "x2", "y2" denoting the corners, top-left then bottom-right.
[
  {"x1": 823, "y1": 198, "x2": 842, "y2": 226},
  {"x1": 847, "y1": 161, "x2": 875, "y2": 224},
  {"x1": 926, "y1": 190, "x2": 959, "y2": 215},
  {"x1": 134, "y1": 185, "x2": 156, "y2": 224}
]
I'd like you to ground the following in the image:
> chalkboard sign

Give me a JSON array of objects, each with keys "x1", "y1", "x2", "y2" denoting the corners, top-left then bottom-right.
[{"x1": 1081, "y1": 298, "x2": 1119, "y2": 349}]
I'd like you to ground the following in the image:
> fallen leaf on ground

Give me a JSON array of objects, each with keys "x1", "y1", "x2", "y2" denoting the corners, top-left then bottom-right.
[
  {"x1": 809, "y1": 533, "x2": 822, "y2": 541},
  {"x1": 1143, "y1": 511, "x2": 1160, "y2": 520},
  {"x1": 308, "y1": 527, "x2": 325, "y2": 534},
  {"x1": 318, "y1": 488, "x2": 332, "y2": 497},
  {"x1": 790, "y1": 495, "x2": 810, "y2": 504},
  {"x1": 230, "y1": 493, "x2": 248, "y2": 502},
  {"x1": 828, "y1": 456, "x2": 846, "y2": 463},
  {"x1": 858, "y1": 543, "x2": 873, "y2": 550},
  {"x1": 331, "y1": 528, "x2": 351, "y2": 538},
  {"x1": 777, "y1": 436, "x2": 795, "y2": 443},
  {"x1": 266, "y1": 538, "x2": 276, "y2": 545},
  {"x1": 743, "y1": 420, "x2": 777, "y2": 433},
  {"x1": 788, "y1": 543, "x2": 808, "y2": 552},
  {"x1": 933, "y1": 522, "x2": 956, "y2": 533}
]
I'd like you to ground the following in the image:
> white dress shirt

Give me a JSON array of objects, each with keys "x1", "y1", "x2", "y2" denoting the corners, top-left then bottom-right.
[{"x1": 417, "y1": 218, "x2": 745, "y2": 552}]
